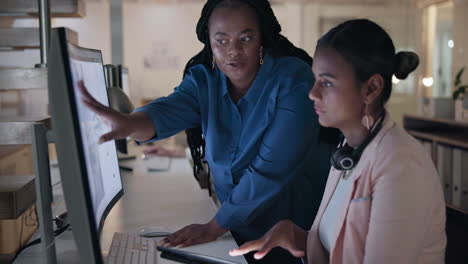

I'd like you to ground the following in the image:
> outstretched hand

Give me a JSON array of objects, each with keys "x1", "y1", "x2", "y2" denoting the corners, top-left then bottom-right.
[
  {"x1": 229, "y1": 220, "x2": 307, "y2": 260},
  {"x1": 159, "y1": 218, "x2": 227, "y2": 248},
  {"x1": 78, "y1": 80, "x2": 133, "y2": 143},
  {"x1": 78, "y1": 80, "x2": 154, "y2": 142}
]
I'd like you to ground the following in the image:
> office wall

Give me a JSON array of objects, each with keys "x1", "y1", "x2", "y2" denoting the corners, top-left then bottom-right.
[
  {"x1": 302, "y1": 1, "x2": 420, "y2": 124},
  {"x1": 122, "y1": 1, "x2": 303, "y2": 106},
  {"x1": 122, "y1": 2, "x2": 203, "y2": 104},
  {"x1": 0, "y1": 0, "x2": 421, "y2": 123},
  {"x1": 452, "y1": 0, "x2": 468, "y2": 80}
]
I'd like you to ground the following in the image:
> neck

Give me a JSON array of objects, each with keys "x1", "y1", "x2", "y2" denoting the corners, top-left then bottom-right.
[
  {"x1": 341, "y1": 123, "x2": 369, "y2": 149},
  {"x1": 228, "y1": 75, "x2": 255, "y2": 103},
  {"x1": 341, "y1": 110, "x2": 383, "y2": 148}
]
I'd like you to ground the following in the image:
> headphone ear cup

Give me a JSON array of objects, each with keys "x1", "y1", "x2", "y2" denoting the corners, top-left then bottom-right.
[
  {"x1": 330, "y1": 154, "x2": 340, "y2": 170},
  {"x1": 330, "y1": 148, "x2": 344, "y2": 170},
  {"x1": 331, "y1": 144, "x2": 356, "y2": 170}
]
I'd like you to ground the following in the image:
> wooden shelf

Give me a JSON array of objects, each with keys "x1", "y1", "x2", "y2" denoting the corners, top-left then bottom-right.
[
  {"x1": 0, "y1": 116, "x2": 50, "y2": 145},
  {"x1": 404, "y1": 114, "x2": 468, "y2": 216},
  {"x1": 0, "y1": 67, "x2": 47, "y2": 90},
  {"x1": 0, "y1": 0, "x2": 85, "y2": 18},
  {"x1": 407, "y1": 130, "x2": 468, "y2": 150},
  {"x1": 0, "y1": 27, "x2": 78, "y2": 50},
  {"x1": 404, "y1": 114, "x2": 468, "y2": 130},
  {"x1": 404, "y1": 114, "x2": 468, "y2": 150}
]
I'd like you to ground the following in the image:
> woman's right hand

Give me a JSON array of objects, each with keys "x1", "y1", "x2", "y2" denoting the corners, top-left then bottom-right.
[
  {"x1": 78, "y1": 80, "x2": 154, "y2": 143},
  {"x1": 229, "y1": 220, "x2": 307, "y2": 260}
]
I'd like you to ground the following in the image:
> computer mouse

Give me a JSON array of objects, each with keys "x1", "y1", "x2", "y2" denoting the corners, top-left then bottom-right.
[{"x1": 138, "y1": 227, "x2": 173, "y2": 238}]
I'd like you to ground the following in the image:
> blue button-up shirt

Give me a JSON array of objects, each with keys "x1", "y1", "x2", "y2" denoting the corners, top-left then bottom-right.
[{"x1": 135, "y1": 54, "x2": 332, "y2": 241}]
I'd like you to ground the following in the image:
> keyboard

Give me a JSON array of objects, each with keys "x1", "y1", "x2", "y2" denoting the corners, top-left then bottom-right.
[
  {"x1": 107, "y1": 232, "x2": 241, "y2": 264},
  {"x1": 107, "y1": 232, "x2": 157, "y2": 264}
]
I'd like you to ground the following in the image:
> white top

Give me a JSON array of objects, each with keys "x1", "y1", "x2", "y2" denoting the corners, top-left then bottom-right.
[{"x1": 318, "y1": 170, "x2": 354, "y2": 252}]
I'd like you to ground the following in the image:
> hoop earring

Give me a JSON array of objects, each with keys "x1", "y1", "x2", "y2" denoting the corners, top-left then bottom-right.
[
  {"x1": 361, "y1": 103, "x2": 375, "y2": 130},
  {"x1": 259, "y1": 46, "x2": 264, "y2": 65},
  {"x1": 212, "y1": 57, "x2": 215, "y2": 69}
]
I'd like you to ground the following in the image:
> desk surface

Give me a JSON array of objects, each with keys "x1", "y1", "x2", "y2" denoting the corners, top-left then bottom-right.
[{"x1": 14, "y1": 145, "x2": 247, "y2": 264}]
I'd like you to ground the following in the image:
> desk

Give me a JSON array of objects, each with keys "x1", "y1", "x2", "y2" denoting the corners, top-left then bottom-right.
[{"x1": 14, "y1": 145, "x2": 247, "y2": 264}]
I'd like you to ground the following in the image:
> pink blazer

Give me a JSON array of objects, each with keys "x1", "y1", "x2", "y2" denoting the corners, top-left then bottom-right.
[{"x1": 306, "y1": 113, "x2": 446, "y2": 264}]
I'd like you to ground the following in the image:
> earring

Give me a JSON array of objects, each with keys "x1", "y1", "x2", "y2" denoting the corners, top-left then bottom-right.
[
  {"x1": 212, "y1": 57, "x2": 215, "y2": 69},
  {"x1": 361, "y1": 103, "x2": 375, "y2": 130},
  {"x1": 259, "y1": 46, "x2": 264, "y2": 65}
]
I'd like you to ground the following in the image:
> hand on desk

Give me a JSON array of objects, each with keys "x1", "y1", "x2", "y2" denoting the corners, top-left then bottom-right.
[
  {"x1": 229, "y1": 220, "x2": 306, "y2": 260},
  {"x1": 159, "y1": 218, "x2": 227, "y2": 248}
]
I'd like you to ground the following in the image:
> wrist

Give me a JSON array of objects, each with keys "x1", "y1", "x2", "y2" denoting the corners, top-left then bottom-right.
[
  {"x1": 208, "y1": 218, "x2": 228, "y2": 236},
  {"x1": 129, "y1": 112, "x2": 155, "y2": 141},
  {"x1": 292, "y1": 222, "x2": 307, "y2": 253}
]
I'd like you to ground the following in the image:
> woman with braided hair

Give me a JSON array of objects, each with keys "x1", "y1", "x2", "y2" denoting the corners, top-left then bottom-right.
[{"x1": 79, "y1": 0, "x2": 336, "y2": 262}]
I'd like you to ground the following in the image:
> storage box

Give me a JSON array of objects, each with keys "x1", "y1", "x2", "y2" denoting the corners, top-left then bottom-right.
[
  {"x1": 0, "y1": 204, "x2": 38, "y2": 263},
  {"x1": 0, "y1": 175, "x2": 36, "y2": 219},
  {"x1": 0, "y1": 146, "x2": 34, "y2": 176},
  {"x1": 455, "y1": 98, "x2": 468, "y2": 122}
]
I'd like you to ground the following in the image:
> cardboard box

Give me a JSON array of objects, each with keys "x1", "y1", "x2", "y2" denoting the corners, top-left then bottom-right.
[
  {"x1": 0, "y1": 204, "x2": 38, "y2": 263},
  {"x1": 0, "y1": 146, "x2": 33, "y2": 176}
]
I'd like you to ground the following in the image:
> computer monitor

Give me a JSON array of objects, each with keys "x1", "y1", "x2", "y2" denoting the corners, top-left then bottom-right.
[{"x1": 48, "y1": 27, "x2": 123, "y2": 264}]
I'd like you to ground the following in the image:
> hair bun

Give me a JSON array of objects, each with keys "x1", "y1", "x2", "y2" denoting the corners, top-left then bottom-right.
[{"x1": 393, "y1": 51, "x2": 419, "y2": 80}]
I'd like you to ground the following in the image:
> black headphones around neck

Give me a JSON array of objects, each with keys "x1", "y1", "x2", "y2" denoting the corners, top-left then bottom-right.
[{"x1": 331, "y1": 112, "x2": 386, "y2": 171}]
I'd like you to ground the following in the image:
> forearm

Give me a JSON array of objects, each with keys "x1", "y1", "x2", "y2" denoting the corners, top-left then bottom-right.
[{"x1": 128, "y1": 112, "x2": 156, "y2": 142}]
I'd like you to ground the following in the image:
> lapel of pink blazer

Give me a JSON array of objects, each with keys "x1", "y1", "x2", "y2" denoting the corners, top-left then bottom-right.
[{"x1": 307, "y1": 111, "x2": 394, "y2": 264}]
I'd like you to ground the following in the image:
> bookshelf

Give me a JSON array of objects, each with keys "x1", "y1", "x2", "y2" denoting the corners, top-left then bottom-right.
[{"x1": 403, "y1": 114, "x2": 468, "y2": 214}]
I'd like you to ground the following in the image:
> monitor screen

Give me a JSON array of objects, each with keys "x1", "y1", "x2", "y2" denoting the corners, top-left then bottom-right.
[
  {"x1": 48, "y1": 27, "x2": 123, "y2": 263},
  {"x1": 68, "y1": 44, "x2": 123, "y2": 228}
]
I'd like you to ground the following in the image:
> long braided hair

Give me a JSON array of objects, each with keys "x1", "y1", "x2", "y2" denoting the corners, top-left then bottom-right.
[{"x1": 185, "y1": 0, "x2": 337, "y2": 179}]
